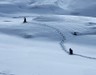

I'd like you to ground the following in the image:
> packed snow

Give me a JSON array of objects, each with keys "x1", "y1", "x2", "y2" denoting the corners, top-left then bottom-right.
[{"x1": 0, "y1": 0, "x2": 96, "y2": 75}]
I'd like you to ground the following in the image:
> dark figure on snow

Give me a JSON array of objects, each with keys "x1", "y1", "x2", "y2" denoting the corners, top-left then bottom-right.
[
  {"x1": 23, "y1": 17, "x2": 27, "y2": 23},
  {"x1": 69, "y1": 48, "x2": 73, "y2": 55},
  {"x1": 73, "y1": 32, "x2": 77, "y2": 35}
]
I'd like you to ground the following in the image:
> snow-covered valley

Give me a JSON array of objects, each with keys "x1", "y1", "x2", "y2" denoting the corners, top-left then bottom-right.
[{"x1": 0, "y1": 0, "x2": 96, "y2": 75}]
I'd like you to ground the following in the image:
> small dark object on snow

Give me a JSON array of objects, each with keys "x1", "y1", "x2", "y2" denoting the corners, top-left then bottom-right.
[
  {"x1": 23, "y1": 34, "x2": 33, "y2": 38},
  {"x1": 23, "y1": 17, "x2": 27, "y2": 23},
  {"x1": 88, "y1": 22, "x2": 96, "y2": 25},
  {"x1": 69, "y1": 48, "x2": 73, "y2": 55},
  {"x1": 73, "y1": 32, "x2": 78, "y2": 35}
]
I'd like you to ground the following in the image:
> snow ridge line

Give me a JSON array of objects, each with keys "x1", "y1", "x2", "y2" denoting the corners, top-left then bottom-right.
[{"x1": 32, "y1": 22, "x2": 96, "y2": 60}]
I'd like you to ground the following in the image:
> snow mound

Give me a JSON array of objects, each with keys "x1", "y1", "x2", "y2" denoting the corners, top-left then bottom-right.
[
  {"x1": 33, "y1": 16, "x2": 63, "y2": 22},
  {"x1": 27, "y1": 4, "x2": 68, "y2": 14}
]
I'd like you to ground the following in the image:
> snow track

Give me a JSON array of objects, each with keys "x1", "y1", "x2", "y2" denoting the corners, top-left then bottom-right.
[
  {"x1": 32, "y1": 22, "x2": 68, "y2": 52},
  {"x1": 32, "y1": 22, "x2": 96, "y2": 60},
  {"x1": 0, "y1": 17, "x2": 96, "y2": 60},
  {"x1": 74, "y1": 54, "x2": 96, "y2": 60},
  {"x1": 0, "y1": 0, "x2": 96, "y2": 74}
]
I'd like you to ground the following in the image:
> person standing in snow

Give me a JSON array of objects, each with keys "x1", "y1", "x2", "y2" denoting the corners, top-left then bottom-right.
[
  {"x1": 23, "y1": 17, "x2": 27, "y2": 23},
  {"x1": 69, "y1": 48, "x2": 73, "y2": 55}
]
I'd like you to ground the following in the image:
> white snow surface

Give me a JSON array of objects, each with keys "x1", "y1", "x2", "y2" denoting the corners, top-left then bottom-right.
[
  {"x1": 0, "y1": 0, "x2": 96, "y2": 16},
  {"x1": 0, "y1": 15, "x2": 96, "y2": 75},
  {"x1": 0, "y1": 0, "x2": 96, "y2": 75}
]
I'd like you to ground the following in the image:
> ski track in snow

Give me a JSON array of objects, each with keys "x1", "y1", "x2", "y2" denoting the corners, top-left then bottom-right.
[
  {"x1": 0, "y1": 0, "x2": 96, "y2": 75},
  {"x1": 0, "y1": 16, "x2": 96, "y2": 60},
  {"x1": 32, "y1": 22, "x2": 96, "y2": 60}
]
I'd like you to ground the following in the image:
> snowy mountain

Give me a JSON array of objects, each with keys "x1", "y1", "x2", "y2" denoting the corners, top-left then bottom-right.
[
  {"x1": 0, "y1": 0, "x2": 96, "y2": 16},
  {"x1": 0, "y1": 0, "x2": 96, "y2": 75}
]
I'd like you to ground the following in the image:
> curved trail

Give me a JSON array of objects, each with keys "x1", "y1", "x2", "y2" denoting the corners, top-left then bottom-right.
[
  {"x1": 32, "y1": 22, "x2": 69, "y2": 53},
  {"x1": 74, "y1": 54, "x2": 96, "y2": 60},
  {"x1": 32, "y1": 22, "x2": 96, "y2": 60}
]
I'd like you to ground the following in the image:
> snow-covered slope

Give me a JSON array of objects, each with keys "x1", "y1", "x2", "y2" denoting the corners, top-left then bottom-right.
[
  {"x1": 0, "y1": 0, "x2": 69, "y2": 15},
  {"x1": 0, "y1": 15, "x2": 96, "y2": 75},
  {"x1": 0, "y1": 0, "x2": 96, "y2": 75},
  {"x1": 1, "y1": 0, "x2": 96, "y2": 16}
]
